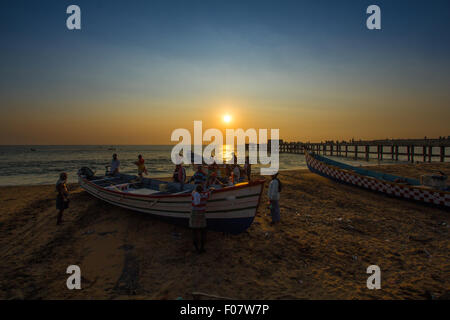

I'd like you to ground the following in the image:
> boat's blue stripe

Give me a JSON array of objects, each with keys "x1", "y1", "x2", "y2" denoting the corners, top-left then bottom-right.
[{"x1": 312, "y1": 153, "x2": 420, "y2": 185}]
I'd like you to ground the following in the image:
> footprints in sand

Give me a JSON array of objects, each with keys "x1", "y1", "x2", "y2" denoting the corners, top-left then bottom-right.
[{"x1": 1, "y1": 172, "x2": 449, "y2": 299}]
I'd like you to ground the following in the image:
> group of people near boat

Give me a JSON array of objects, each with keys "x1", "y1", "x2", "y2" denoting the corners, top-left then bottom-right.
[
  {"x1": 171, "y1": 156, "x2": 254, "y2": 253},
  {"x1": 107, "y1": 153, "x2": 252, "y2": 188},
  {"x1": 173, "y1": 159, "x2": 252, "y2": 189},
  {"x1": 55, "y1": 153, "x2": 149, "y2": 225},
  {"x1": 55, "y1": 152, "x2": 281, "y2": 254}
]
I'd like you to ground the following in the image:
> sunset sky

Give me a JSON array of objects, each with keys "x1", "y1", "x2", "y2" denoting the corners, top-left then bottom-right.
[{"x1": 1, "y1": 0, "x2": 450, "y2": 145}]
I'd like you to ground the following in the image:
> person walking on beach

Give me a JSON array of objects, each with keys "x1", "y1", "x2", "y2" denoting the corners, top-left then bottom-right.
[
  {"x1": 268, "y1": 172, "x2": 282, "y2": 225},
  {"x1": 190, "y1": 184, "x2": 210, "y2": 253},
  {"x1": 134, "y1": 154, "x2": 148, "y2": 180},
  {"x1": 56, "y1": 172, "x2": 70, "y2": 225},
  {"x1": 109, "y1": 153, "x2": 120, "y2": 176}
]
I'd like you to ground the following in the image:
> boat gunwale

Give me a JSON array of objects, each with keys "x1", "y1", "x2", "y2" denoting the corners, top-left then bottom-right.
[{"x1": 79, "y1": 174, "x2": 266, "y2": 199}]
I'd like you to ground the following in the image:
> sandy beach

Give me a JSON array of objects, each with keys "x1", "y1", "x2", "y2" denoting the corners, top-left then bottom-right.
[{"x1": 0, "y1": 163, "x2": 449, "y2": 300}]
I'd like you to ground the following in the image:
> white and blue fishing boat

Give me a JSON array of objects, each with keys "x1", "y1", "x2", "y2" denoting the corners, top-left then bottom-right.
[
  {"x1": 305, "y1": 152, "x2": 450, "y2": 208},
  {"x1": 77, "y1": 167, "x2": 265, "y2": 234}
]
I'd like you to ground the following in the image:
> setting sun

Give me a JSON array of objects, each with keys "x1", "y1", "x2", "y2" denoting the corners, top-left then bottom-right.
[{"x1": 223, "y1": 114, "x2": 232, "y2": 123}]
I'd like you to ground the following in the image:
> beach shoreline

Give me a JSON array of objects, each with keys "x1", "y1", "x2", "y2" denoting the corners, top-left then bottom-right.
[
  {"x1": 0, "y1": 164, "x2": 449, "y2": 300},
  {"x1": 0, "y1": 160, "x2": 442, "y2": 188}
]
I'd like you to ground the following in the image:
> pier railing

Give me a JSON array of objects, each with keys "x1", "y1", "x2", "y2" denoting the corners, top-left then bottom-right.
[{"x1": 279, "y1": 139, "x2": 450, "y2": 163}]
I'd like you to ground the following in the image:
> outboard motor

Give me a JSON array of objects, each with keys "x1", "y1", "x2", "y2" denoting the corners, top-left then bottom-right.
[{"x1": 78, "y1": 167, "x2": 95, "y2": 180}]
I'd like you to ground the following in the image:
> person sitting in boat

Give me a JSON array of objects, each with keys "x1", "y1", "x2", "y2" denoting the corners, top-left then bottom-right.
[
  {"x1": 206, "y1": 161, "x2": 216, "y2": 175},
  {"x1": 56, "y1": 172, "x2": 70, "y2": 225},
  {"x1": 108, "y1": 153, "x2": 120, "y2": 176},
  {"x1": 232, "y1": 164, "x2": 241, "y2": 184},
  {"x1": 206, "y1": 170, "x2": 224, "y2": 188},
  {"x1": 190, "y1": 184, "x2": 210, "y2": 253},
  {"x1": 134, "y1": 154, "x2": 148, "y2": 180},
  {"x1": 205, "y1": 162, "x2": 217, "y2": 183},
  {"x1": 225, "y1": 164, "x2": 232, "y2": 178},
  {"x1": 188, "y1": 165, "x2": 207, "y2": 188},
  {"x1": 173, "y1": 163, "x2": 186, "y2": 190}
]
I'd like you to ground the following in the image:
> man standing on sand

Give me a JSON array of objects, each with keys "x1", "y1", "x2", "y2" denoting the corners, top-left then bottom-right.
[
  {"x1": 56, "y1": 172, "x2": 70, "y2": 225},
  {"x1": 268, "y1": 172, "x2": 281, "y2": 225}
]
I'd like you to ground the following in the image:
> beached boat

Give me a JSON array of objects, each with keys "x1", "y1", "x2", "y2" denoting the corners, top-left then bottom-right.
[
  {"x1": 77, "y1": 167, "x2": 265, "y2": 233},
  {"x1": 305, "y1": 152, "x2": 450, "y2": 208}
]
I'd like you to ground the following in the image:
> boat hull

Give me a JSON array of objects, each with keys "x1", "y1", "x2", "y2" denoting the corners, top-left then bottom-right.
[
  {"x1": 305, "y1": 152, "x2": 450, "y2": 208},
  {"x1": 78, "y1": 176, "x2": 265, "y2": 234}
]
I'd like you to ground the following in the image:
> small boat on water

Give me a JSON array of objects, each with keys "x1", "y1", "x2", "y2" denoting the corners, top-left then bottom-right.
[
  {"x1": 305, "y1": 152, "x2": 450, "y2": 208},
  {"x1": 77, "y1": 167, "x2": 265, "y2": 233}
]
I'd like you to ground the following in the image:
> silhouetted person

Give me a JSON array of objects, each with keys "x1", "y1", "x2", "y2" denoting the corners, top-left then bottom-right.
[
  {"x1": 244, "y1": 156, "x2": 252, "y2": 181},
  {"x1": 56, "y1": 172, "x2": 69, "y2": 225},
  {"x1": 109, "y1": 153, "x2": 120, "y2": 176}
]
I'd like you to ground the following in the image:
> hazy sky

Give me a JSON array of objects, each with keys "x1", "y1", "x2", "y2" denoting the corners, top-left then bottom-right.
[{"x1": 1, "y1": 0, "x2": 449, "y2": 144}]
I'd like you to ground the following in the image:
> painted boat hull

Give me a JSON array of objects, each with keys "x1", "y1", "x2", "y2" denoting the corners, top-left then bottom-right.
[
  {"x1": 78, "y1": 175, "x2": 265, "y2": 234},
  {"x1": 305, "y1": 152, "x2": 450, "y2": 208}
]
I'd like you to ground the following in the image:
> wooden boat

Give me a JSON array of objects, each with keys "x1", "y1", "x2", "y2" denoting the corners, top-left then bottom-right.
[
  {"x1": 77, "y1": 167, "x2": 265, "y2": 233},
  {"x1": 305, "y1": 152, "x2": 450, "y2": 208}
]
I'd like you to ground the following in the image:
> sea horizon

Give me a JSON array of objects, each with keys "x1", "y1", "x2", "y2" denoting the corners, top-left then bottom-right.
[{"x1": 0, "y1": 144, "x2": 415, "y2": 186}]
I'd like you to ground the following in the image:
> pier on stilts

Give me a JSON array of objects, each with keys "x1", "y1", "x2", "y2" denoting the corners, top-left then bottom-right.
[{"x1": 279, "y1": 138, "x2": 450, "y2": 163}]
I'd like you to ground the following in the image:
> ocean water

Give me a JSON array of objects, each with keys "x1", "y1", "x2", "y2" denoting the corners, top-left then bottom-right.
[{"x1": 0, "y1": 145, "x2": 399, "y2": 186}]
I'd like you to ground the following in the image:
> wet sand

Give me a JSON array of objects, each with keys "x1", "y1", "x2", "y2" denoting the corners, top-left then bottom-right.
[{"x1": 0, "y1": 163, "x2": 449, "y2": 300}]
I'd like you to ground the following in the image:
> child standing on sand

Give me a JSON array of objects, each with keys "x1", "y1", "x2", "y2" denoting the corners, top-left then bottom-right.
[{"x1": 268, "y1": 173, "x2": 281, "y2": 225}]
